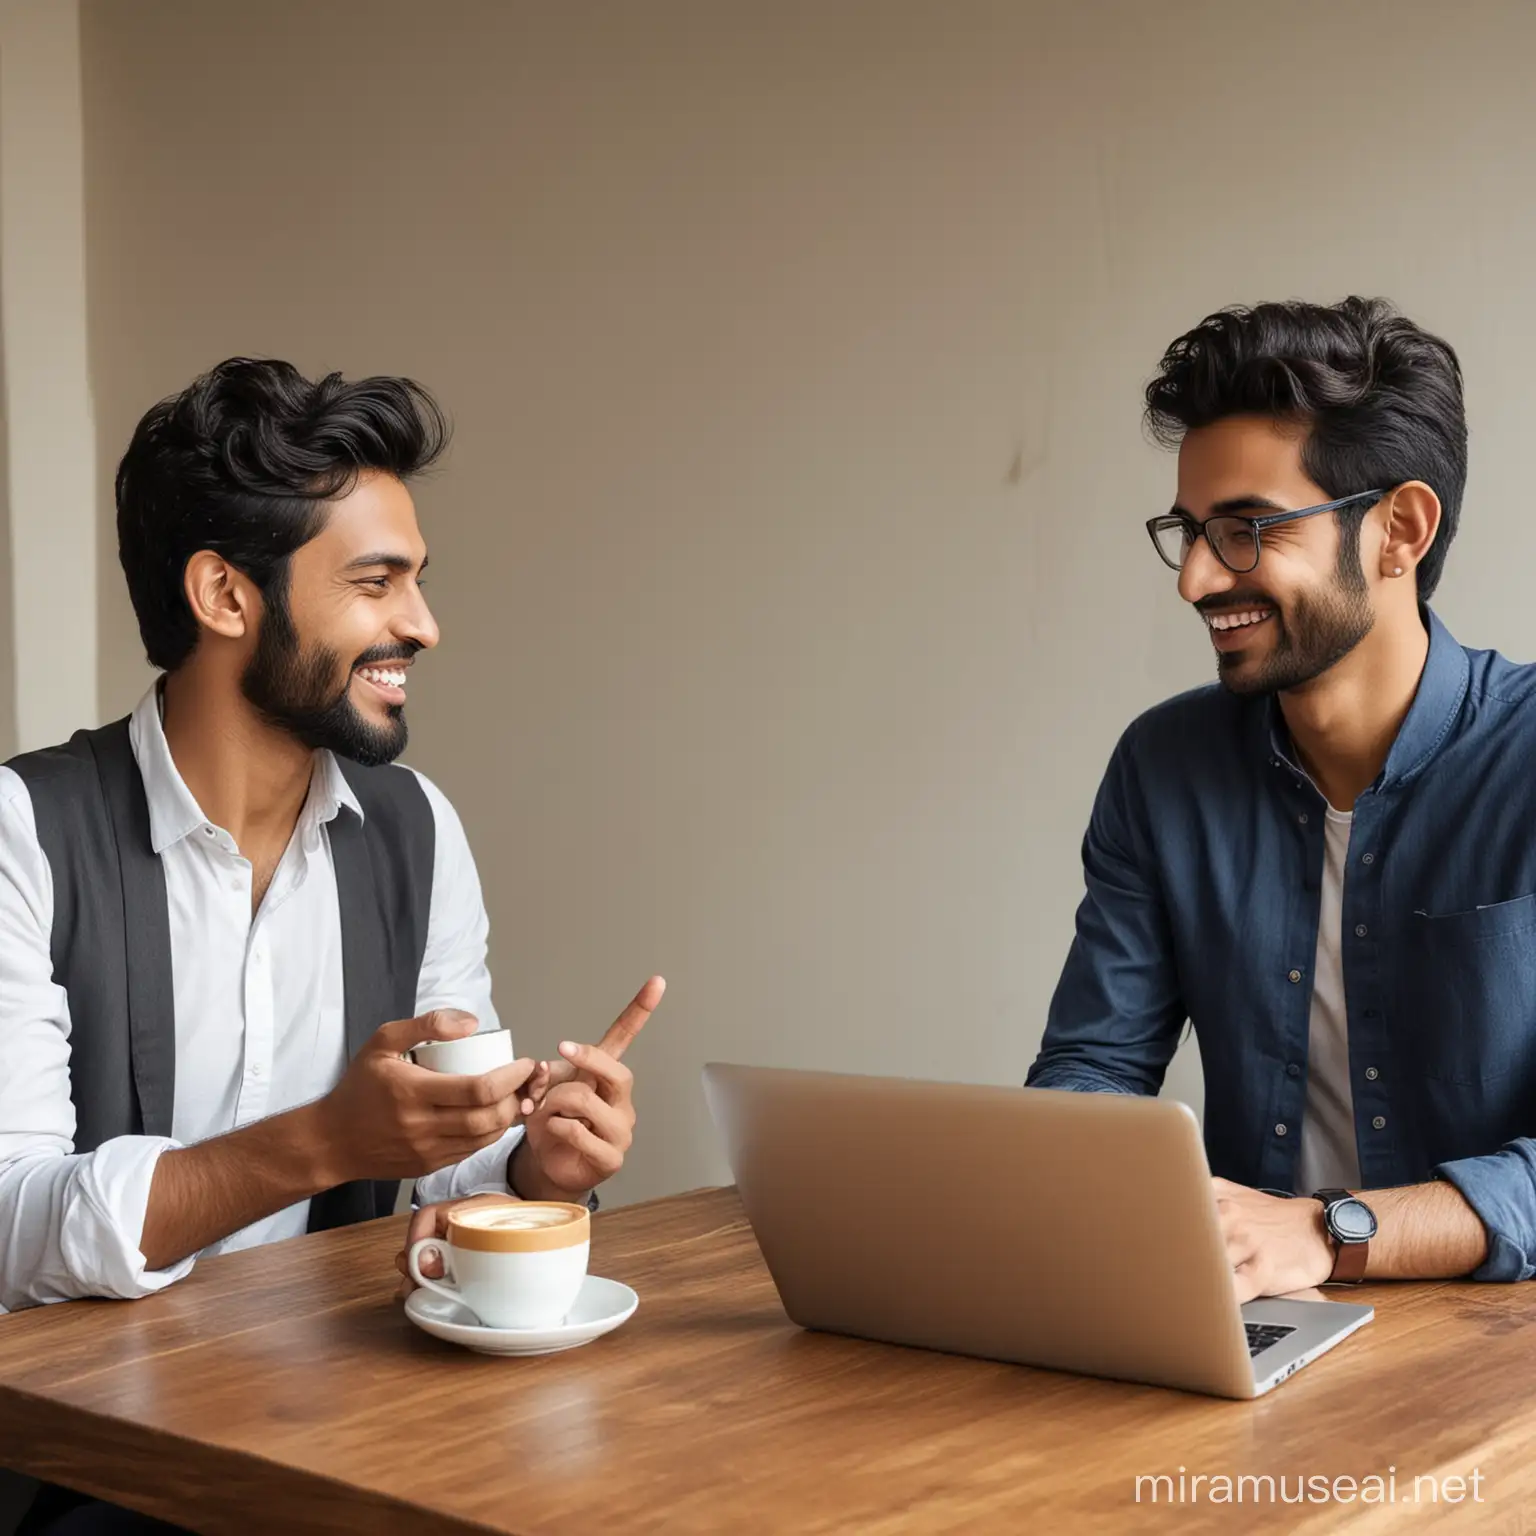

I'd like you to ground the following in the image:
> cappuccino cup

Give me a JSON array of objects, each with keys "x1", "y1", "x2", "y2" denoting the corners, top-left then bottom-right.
[
  {"x1": 408, "y1": 1201, "x2": 590, "y2": 1330},
  {"x1": 411, "y1": 1027, "x2": 516, "y2": 1076}
]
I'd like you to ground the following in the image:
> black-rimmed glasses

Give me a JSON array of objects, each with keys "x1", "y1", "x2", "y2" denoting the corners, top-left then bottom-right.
[{"x1": 1146, "y1": 490, "x2": 1386, "y2": 575}]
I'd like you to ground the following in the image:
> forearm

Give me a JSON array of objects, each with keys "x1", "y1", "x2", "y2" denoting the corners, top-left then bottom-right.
[
  {"x1": 1361, "y1": 1181, "x2": 1488, "y2": 1280},
  {"x1": 1028, "y1": 959, "x2": 1182, "y2": 1097},
  {"x1": 1033, "y1": 733, "x2": 1185, "y2": 1100},
  {"x1": 140, "y1": 1101, "x2": 337, "y2": 1271}
]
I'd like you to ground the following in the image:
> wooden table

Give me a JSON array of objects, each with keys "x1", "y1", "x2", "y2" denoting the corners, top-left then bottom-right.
[{"x1": 0, "y1": 1188, "x2": 1530, "y2": 1534}]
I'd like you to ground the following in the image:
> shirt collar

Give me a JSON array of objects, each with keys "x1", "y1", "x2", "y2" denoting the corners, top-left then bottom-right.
[
  {"x1": 1377, "y1": 605, "x2": 1470, "y2": 788},
  {"x1": 1260, "y1": 604, "x2": 1470, "y2": 795},
  {"x1": 318, "y1": 747, "x2": 366, "y2": 824},
  {"x1": 128, "y1": 683, "x2": 366, "y2": 855}
]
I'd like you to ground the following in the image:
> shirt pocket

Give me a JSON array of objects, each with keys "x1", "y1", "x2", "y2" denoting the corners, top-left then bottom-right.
[{"x1": 1401, "y1": 893, "x2": 1536, "y2": 1085}]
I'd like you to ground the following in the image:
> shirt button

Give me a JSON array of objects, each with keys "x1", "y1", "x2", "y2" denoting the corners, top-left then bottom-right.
[
  {"x1": 1363, "y1": 1007, "x2": 1379, "y2": 1019},
  {"x1": 1372, "y1": 1115, "x2": 1386, "y2": 1130},
  {"x1": 1362, "y1": 852, "x2": 1375, "y2": 866},
  {"x1": 250, "y1": 1062, "x2": 264, "y2": 1078},
  {"x1": 1275, "y1": 1123, "x2": 1288, "y2": 1137},
  {"x1": 204, "y1": 826, "x2": 216, "y2": 837},
  {"x1": 1365, "y1": 1066, "x2": 1380, "y2": 1081},
  {"x1": 1355, "y1": 924, "x2": 1368, "y2": 938},
  {"x1": 1298, "y1": 813, "x2": 1309, "y2": 825},
  {"x1": 1286, "y1": 1063, "x2": 1300, "y2": 1078},
  {"x1": 1287, "y1": 969, "x2": 1303, "y2": 984}
]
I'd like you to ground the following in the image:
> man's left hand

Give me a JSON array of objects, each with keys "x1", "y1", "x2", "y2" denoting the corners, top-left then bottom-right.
[
  {"x1": 395, "y1": 1191, "x2": 519, "y2": 1301},
  {"x1": 1213, "y1": 1178, "x2": 1335, "y2": 1302},
  {"x1": 509, "y1": 975, "x2": 665, "y2": 1203}
]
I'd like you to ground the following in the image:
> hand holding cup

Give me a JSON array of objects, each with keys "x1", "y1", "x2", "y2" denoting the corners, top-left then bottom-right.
[{"x1": 316, "y1": 1009, "x2": 535, "y2": 1184}]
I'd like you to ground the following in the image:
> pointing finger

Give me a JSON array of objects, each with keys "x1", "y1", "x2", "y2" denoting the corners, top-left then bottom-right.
[
  {"x1": 596, "y1": 975, "x2": 665, "y2": 1061},
  {"x1": 555, "y1": 1040, "x2": 634, "y2": 1102}
]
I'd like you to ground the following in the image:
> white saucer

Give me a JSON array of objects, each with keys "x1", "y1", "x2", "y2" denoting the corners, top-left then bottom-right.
[{"x1": 405, "y1": 1275, "x2": 638, "y2": 1356}]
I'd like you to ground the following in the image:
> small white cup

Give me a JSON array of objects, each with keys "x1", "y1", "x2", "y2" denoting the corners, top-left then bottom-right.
[
  {"x1": 411, "y1": 1028, "x2": 516, "y2": 1076},
  {"x1": 408, "y1": 1201, "x2": 591, "y2": 1330}
]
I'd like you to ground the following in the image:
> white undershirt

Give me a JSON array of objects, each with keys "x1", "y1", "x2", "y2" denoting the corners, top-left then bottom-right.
[{"x1": 1294, "y1": 806, "x2": 1362, "y2": 1195}]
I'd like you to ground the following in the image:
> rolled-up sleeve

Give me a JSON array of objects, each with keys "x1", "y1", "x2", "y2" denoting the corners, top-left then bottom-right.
[
  {"x1": 0, "y1": 769, "x2": 196, "y2": 1312},
  {"x1": 413, "y1": 1128, "x2": 526, "y2": 1206},
  {"x1": 1435, "y1": 1142, "x2": 1536, "y2": 1282},
  {"x1": 1, "y1": 1141, "x2": 194, "y2": 1312},
  {"x1": 1026, "y1": 721, "x2": 1186, "y2": 1097}
]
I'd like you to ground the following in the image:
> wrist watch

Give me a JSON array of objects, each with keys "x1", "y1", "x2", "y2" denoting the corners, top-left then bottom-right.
[{"x1": 1312, "y1": 1188, "x2": 1377, "y2": 1283}]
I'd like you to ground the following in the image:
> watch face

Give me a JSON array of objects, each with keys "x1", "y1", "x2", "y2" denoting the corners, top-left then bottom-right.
[{"x1": 1330, "y1": 1197, "x2": 1378, "y2": 1242}]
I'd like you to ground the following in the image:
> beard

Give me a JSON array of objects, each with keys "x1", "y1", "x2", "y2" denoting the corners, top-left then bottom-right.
[
  {"x1": 240, "y1": 580, "x2": 414, "y2": 767},
  {"x1": 1210, "y1": 526, "x2": 1375, "y2": 698}
]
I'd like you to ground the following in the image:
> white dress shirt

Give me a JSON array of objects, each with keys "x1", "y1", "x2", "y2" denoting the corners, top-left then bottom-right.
[{"x1": 0, "y1": 685, "x2": 521, "y2": 1313}]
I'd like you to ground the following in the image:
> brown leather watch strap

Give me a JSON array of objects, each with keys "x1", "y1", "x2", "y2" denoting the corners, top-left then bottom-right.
[{"x1": 1327, "y1": 1234, "x2": 1369, "y2": 1283}]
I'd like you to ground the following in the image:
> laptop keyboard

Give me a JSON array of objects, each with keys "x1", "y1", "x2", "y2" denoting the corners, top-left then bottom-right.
[{"x1": 1246, "y1": 1322, "x2": 1297, "y2": 1357}]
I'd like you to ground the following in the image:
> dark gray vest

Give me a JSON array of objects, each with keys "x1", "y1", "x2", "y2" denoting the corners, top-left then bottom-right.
[{"x1": 6, "y1": 717, "x2": 435, "y2": 1233}]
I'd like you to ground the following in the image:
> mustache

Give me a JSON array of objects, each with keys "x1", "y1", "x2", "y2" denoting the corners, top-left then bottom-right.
[
  {"x1": 352, "y1": 641, "x2": 422, "y2": 668},
  {"x1": 1195, "y1": 592, "x2": 1276, "y2": 615}
]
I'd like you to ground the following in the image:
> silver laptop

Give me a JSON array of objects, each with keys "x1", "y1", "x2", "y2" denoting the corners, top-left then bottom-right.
[{"x1": 702, "y1": 1063, "x2": 1372, "y2": 1399}]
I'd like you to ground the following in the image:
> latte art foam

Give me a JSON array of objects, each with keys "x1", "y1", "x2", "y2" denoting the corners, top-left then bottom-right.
[{"x1": 454, "y1": 1204, "x2": 583, "y2": 1232}]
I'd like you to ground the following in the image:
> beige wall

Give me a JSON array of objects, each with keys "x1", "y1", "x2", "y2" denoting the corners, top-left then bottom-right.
[
  {"x1": 0, "y1": 0, "x2": 94, "y2": 757},
  {"x1": 0, "y1": 294, "x2": 15, "y2": 764},
  {"x1": 80, "y1": 0, "x2": 1536, "y2": 1204}
]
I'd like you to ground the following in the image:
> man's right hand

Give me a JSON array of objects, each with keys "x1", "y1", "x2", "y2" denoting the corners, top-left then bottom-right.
[{"x1": 312, "y1": 1010, "x2": 536, "y2": 1185}]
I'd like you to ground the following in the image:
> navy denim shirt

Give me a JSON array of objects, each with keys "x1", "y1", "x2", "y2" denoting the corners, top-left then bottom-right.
[{"x1": 1028, "y1": 608, "x2": 1536, "y2": 1281}]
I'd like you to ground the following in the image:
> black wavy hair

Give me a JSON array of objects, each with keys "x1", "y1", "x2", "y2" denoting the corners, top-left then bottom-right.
[
  {"x1": 117, "y1": 357, "x2": 450, "y2": 670},
  {"x1": 1144, "y1": 298, "x2": 1467, "y2": 599}
]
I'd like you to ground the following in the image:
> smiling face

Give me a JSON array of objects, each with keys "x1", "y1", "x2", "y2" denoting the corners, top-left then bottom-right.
[
  {"x1": 239, "y1": 470, "x2": 439, "y2": 764},
  {"x1": 1173, "y1": 416, "x2": 1377, "y2": 697}
]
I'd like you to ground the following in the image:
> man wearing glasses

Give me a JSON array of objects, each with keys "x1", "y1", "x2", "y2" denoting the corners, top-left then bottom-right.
[{"x1": 1029, "y1": 297, "x2": 1536, "y2": 1298}]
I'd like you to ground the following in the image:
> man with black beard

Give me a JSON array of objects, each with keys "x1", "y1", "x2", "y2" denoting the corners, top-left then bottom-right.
[
  {"x1": 0, "y1": 361, "x2": 663, "y2": 1533},
  {"x1": 1030, "y1": 299, "x2": 1536, "y2": 1299}
]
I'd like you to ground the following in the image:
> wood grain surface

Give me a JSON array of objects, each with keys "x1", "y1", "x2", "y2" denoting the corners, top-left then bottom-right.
[{"x1": 0, "y1": 1188, "x2": 1529, "y2": 1534}]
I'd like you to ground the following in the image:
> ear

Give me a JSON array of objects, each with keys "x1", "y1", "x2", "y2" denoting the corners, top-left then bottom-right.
[
  {"x1": 1377, "y1": 483, "x2": 1441, "y2": 583},
  {"x1": 182, "y1": 551, "x2": 257, "y2": 642}
]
